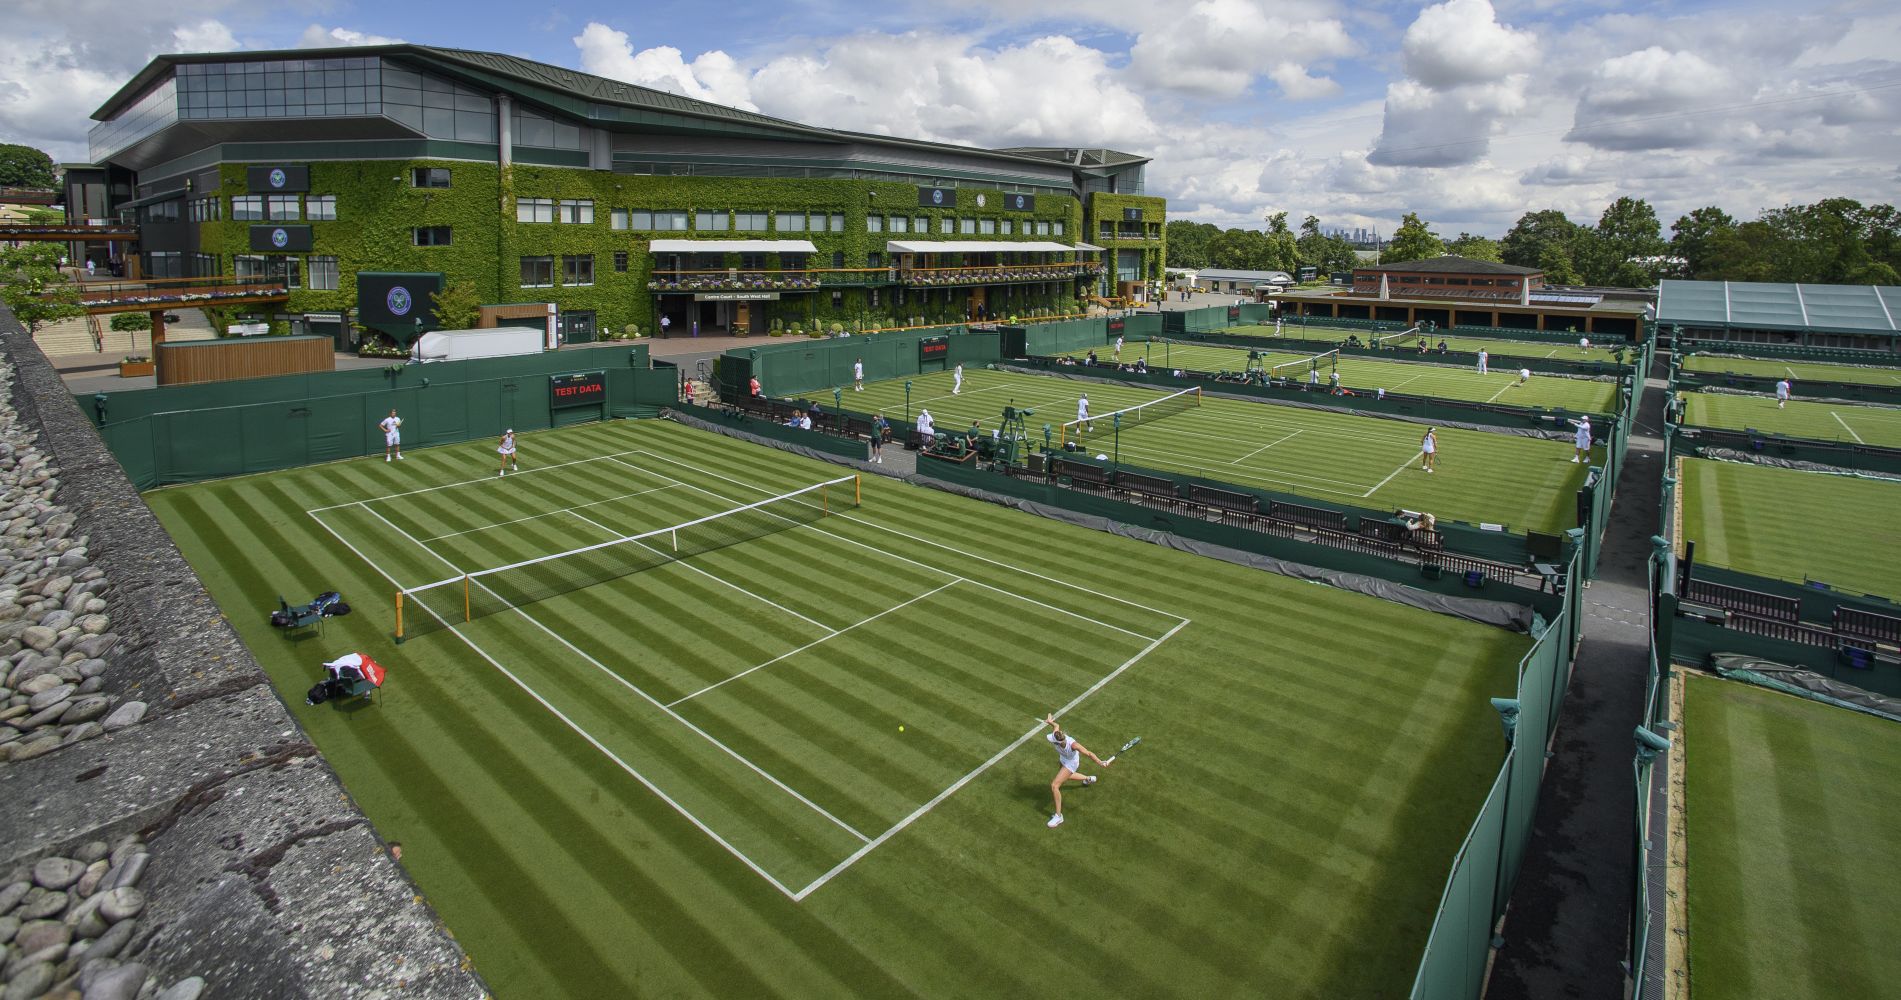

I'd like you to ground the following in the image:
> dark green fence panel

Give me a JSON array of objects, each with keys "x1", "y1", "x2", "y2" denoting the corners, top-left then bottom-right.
[
  {"x1": 1410, "y1": 766, "x2": 1510, "y2": 1000},
  {"x1": 674, "y1": 400, "x2": 867, "y2": 462}
]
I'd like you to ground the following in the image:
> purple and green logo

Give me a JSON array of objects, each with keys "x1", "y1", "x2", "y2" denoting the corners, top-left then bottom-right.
[
  {"x1": 270, "y1": 227, "x2": 289, "y2": 248},
  {"x1": 387, "y1": 286, "x2": 413, "y2": 317},
  {"x1": 268, "y1": 168, "x2": 287, "y2": 188}
]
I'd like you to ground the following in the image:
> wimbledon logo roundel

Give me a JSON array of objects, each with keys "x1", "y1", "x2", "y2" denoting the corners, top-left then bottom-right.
[
  {"x1": 931, "y1": 189, "x2": 944, "y2": 205},
  {"x1": 269, "y1": 168, "x2": 286, "y2": 189},
  {"x1": 387, "y1": 286, "x2": 413, "y2": 317},
  {"x1": 270, "y1": 227, "x2": 289, "y2": 248}
]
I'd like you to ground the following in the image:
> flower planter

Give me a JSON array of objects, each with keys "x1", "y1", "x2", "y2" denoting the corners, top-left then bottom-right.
[{"x1": 119, "y1": 360, "x2": 155, "y2": 378}]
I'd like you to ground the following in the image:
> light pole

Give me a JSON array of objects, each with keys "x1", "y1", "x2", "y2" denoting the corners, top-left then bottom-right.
[{"x1": 904, "y1": 380, "x2": 913, "y2": 425}]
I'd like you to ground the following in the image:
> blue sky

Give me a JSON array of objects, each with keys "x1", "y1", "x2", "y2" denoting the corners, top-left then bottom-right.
[{"x1": 5, "y1": 0, "x2": 1897, "y2": 237}]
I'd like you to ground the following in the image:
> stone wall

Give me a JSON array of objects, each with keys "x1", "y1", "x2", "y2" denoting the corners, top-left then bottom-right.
[{"x1": 0, "y1": 306, "x2": 487, "y2": 998}]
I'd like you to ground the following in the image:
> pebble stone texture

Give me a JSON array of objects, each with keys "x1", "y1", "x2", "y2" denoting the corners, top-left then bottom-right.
[{"x1": 0, "y1": 307, "x2": 488, "y2": 999}]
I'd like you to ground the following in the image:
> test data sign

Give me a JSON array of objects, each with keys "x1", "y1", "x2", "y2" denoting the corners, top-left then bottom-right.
[
  {"x1": 550, "y1": 371, "x2": 606, "y2": 409},
  {"x1": 918, "y1": 336, "x2": 949, "y2": 362}
]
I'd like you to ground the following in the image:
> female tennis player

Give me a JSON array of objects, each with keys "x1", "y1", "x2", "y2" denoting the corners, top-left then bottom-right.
[
  {"x1": 497, "y1": 428, "x2": 518, "y2": 476},
  {"x1": 1421, "y1": 427, "x2": 1438, "y2": 473},
  {"x1": 1041, "y1": 713, "x2": 1112, "y2": 829}
]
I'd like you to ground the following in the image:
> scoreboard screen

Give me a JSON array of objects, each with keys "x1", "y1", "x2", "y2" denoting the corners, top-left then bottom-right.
[
  {"x1": 550, "y1": 371, "x2": 606, "y2": 408},
  {"x1": 919, "y1": 336, "x2": 950, "y2": 362}
]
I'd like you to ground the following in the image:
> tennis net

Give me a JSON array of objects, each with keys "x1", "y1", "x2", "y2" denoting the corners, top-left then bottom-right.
[
  {"x1": 394, "y1": 474, "x2": 860, "y2": 640},
  {"x1": 1058, "y1": 387, "x2": 1200, "y2": 449},
  {"x1": 1267, "y1": 348, "x2": 1339, "y2": 381},
  {"x1": 1374, "y1": 326, "x2": 1424, "y2": 349}
]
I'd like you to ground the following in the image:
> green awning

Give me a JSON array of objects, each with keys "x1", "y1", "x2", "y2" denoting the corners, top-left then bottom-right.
[{"x1": 1657, "y1": 279, "x2": 1900, "y2": 334}]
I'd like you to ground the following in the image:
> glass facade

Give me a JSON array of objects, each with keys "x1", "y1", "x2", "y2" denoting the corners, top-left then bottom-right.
[{"x1": 90, "y1": 76, "x2": 177, "y2": 163}]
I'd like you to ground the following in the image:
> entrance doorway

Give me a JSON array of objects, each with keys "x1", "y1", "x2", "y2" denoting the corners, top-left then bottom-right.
[{"x1": 557, "y1": 310, "x2": 597, "y2": 344}]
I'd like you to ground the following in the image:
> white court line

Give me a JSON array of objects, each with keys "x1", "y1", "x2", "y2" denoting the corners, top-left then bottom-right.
[
  {"x1": 1229, "y1": 429, "x2": 1304, "y2": 465},
  {"x1": 308, "y1": 448, "x2": 649, "y2": 512},
  {"x1": 613, "y1": 455, "x2": 1171, "y2": 641},
  {"x1": 1112, "y1": 445, "x2": 1379, "y2": 495},
  {"x1": 791, "y1": 618, "x2": 1191, "y2": 901},
  {"x1": 905, "y1": 381, "x2": 1016, "y2": 408},
  {"x1": 1787, "y1": 366, "x2": 1800, "y2": 380},
  {"x1": 1485, "y1": 380, "x2": 1516, "y2": 403},
  {"x1": 364, "y1": 500, "x2": 873, "y2": 846},
  {"x1": 667, "y1": 580, "x2": 960, "y2": 707},
  {"x1": 1362, "y1": 452, "x2": 1424, "y2": 498},
  {"x1": 307, "y1": 508, "x2": 806, "y2": 899},
  {"x1": 1831, "y1": 411, "x2": 1866, "y2": 444},
  {"x1": 563, "y1": 508, "x2": 840, "y2": 635},
  {"x1": 418, "y1": 484, "x2": 680, "y2": 542}
]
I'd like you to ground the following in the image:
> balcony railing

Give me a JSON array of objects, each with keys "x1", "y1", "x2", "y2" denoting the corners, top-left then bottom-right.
[
  {"x1": 55, "y1": 274, "x2": 291, "y2": 312},
  {"x1": 646, "y1": 261, "x2": 1104, "y2": 293}
]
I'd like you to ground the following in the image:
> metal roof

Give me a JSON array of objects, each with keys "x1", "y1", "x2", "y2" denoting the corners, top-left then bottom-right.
[
  {"x1": 1655, "y1": 280, "x2": 1901, "y2": 334},
  {"x1": 649, "y1": 239, "x2": 818, "y2": 254},
  {"x1": 1197, "y1": 269, "x2": 1294, "y2": 282},
  {"x1": 884, "y1": 241, "x2": 1082, "y2": 253},
  {"x1": 1359, "y1": 256, "x2": 1540, "y2": 276}
]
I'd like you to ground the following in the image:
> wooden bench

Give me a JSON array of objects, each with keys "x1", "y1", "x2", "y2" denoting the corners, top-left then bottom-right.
[
  {"x1": 1190, "y1": 484, "x2": 1257, "y2": 514},
  {"x1": 1268, "y1": 500, "x2": 1348, "y2": 533}
]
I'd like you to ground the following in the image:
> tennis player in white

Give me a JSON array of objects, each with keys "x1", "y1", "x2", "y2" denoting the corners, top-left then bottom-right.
[
  {"x1": 1114, "y1": 335, "x2": 1124, "y2": 361},
  {"x1": 853, "y1": 358, "x2": 864, "y2": 392},
  {"x1": 1570, "y1": 416, "x2": 1592, "y2": 464},
  {"x1": 497, "y1": 428, "x2": 518, "y2": 476},
  {"x1": 379, "y1": 409, "x2": 403, "y2": 462},
  {"x1": 1040, "y1": 714, "x2": 1111, "y2": 829},
  {"x1": 1077, "y1": 393, "x2": 1092, "y2": 432},
  {"x1": 1421, "y1": 427, "x2": 1437, "y2": 473},
  {"x1": 953, "y1": 362, "x2": 964, "y2": 395},
  {"x1": 1477, "y1": 349, "x2": 1489, "y2": 375},
  {"x1": 1518, "y1": 367, "x2": 1532, "y2": 385},
  {"x1": 1775, "y1": 378, "x2": 1791, "y2": 409}
]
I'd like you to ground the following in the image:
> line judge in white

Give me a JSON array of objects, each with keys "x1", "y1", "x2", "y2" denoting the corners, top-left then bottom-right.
[{"x1": 379, "y1": 409, "x2": 404, "y2": 462}]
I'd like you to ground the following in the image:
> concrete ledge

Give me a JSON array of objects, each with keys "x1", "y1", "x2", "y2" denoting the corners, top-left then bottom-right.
[{"x1": 0, "y1": 306, "x2": 487, "y2": 998}]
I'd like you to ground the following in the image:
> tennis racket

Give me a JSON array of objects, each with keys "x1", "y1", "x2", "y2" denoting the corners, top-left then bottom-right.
[{"x1": 1104, "y1": 737, "x2": 1141, "y2": 765}]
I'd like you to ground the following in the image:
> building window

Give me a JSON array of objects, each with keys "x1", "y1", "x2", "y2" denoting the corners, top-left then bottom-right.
[
  {"x1": 189, "y1": 253, "x2": 218, "y2": 277},
  {"x1": 234, "y1": 254, "x2": 265, "y2": 281},
  {"x1": 558, "y1": 199, "x2": 593, "y2": 224},
  {"x1": 413, "y1": 227, "x2": 452, "y2": 247},
  {"x1": 517, "y1": 198, "x2": 554, "y2": 223},
  {"x1": 187, "y1": 197, "x2": 222, "y2": 222},
  {"x1": 611, "y1": 209, "x2": 629, "y2": 230},
  {"x1": 782, "y1": 253, "x2": 808, "y2": 271},
  {"x1": 309, "y1": 256, "x2": 339, "y2": 290},
  {"x1": 266, "y1": 194, "x2": 300, "y2": 221},
  {"x1": 520, "y1": 256, "x2": 554, "y2": 287},
  {"x1": 144, "y1": 251, "x2": 182, "y2": 278},
  {"x1": 733, "y1": 211, "x2": 768, "y2": 232},
  {"x1": 696, "y1": 211, "x2": 729, "y2": 231},
  {"x1": 831, "y1": 251, "x2": 846, "y2": 268},
  {"x1": 412, "y1": 167, "x2": 451, "y2": 188},
  {"x1": 563, "y1": 254, "x2": 594, "y2": 286},
  {"x1": 653, "y1": 211, "x2": 688, "y2": 231},
  {"x1": 307, "y1": 195, "x2": 336, "y2": 221},
  {"x1": 959, "y1": 218, "x2": 976, "y2": 234},
  {"x1": 739, "y1": 253, "x2": 766, "y2": 272},
  {"x1": 613, "y1": 251, "x2": 628, "y2": 272},
  {"x1": 831, "y1": 213, "x2": 845, "y2": 232},
  {"x1": 831, "y1": 290, "x2": 844, "y2": 308},
  {"x1": 940, "y1": 217, "x2": 954, "y2": 234},
  {"x1": 1037, "y1": 221, "x2": 1052, "y2": 236},
  {"x1": 914, "y1": 217, "x2": 927, "y2": 233},
  {"x1": 866, "y1": 215, "x2": 883, "y2": 233},
  {"x1": 1001, "y1": 221, "x2": 1013, "y2": 235},
  {"x1": 1054, "y1": 222, "x2": 1064, "y2": 236},
  {"x1": 232, "y1": 195, "x2": 263, "y2": 221},
  {"x1": 808, "y1": 212, "x2": 829, "y2": 233},
  {"x1": 888, "y1": 216, "x2": 908, "y2": 233},
  {"x1": 869, "y1": 289, "x2": 880, "y2": 308},
  {"x1": 777, "y1": 212, "x2": 805, "y2": 232},
  {"x1": 867, "y1": 252, "x2": 882, "y2": 268},
  {"x1": 979, "y1": 218, "x2": 996, "y2": 235},
  {"x1": 1099, "y1": 221, "x2": 1116, "y2": 240}
]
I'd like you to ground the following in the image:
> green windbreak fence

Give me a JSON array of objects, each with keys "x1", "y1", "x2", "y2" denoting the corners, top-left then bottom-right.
[
  {"x1": 733, "y1": 325, "x2": 983, "y2": 397},
  {"x1": 1410, "y1": 552, "x2": 1583, "y2": 1000},
  {"x1": 1144, "y1": 330, "x2": 1632, "y2": 379},
  {"x1": 86, "y1": 349, "x2": 678, "y2": 489}
]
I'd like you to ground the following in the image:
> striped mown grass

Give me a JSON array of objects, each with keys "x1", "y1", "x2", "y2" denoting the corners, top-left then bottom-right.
[
  {"x1": 1683, "y1": 675, "x2": 1901, "y2": 1000},
  {"x1": 1677, "y1": 457, "x2": 1901, "y2": 599},
  {"x1": 1679, "y1": 392, "x2": 1901, "y2": 448},
  {"x1": 1223, "y1": 324, "x2": 1629, "y2": 363},
  {"x1": 1092, "y1": 340, "x2": 1621, "y2": 413},
  {"x1": 147, "y1": 418, "x2": 1527, "y2": 999},
  {"x1": 855, "y1": 367, "x2": 1592, "y2": 533},
  {"x1": 1682, "y1": 354, "x2": 1901, "y2": 387}
]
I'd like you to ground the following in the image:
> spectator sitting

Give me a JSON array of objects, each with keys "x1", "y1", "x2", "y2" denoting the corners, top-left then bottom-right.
[
  {"x1": 1134, "y1": 358, "x2": 1148, "y2": 373},
  {"x1": 1437, "y1": 340, "x2": 1449, "y2": 353},
  {"x1": 1086, "y1": 350, "x2": 1098, "y2": 366}
]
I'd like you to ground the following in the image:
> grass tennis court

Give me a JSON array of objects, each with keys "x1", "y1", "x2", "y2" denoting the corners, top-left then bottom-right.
[
  {"x1": 856, "y1": 368, "x2": 1592, "y2": 533},
  {"x1": 1092, "y1": 340, "x2": 1621, "y2": 413},
  {"x1": 1225, "y1": 324, "x2": 1629, "y2": 362},
  {"x1": 147, "y1": 419, "x2": 1527, "y2": 999},
  {"x1": 1682, "y1": 675, "x2": 1901, "y2": 1000},
  {"x1": 1676, "y1": 457, "x2": 1901, "y2": 599},
  {"x1": 1678, "y1": 392, "x2": 1901, "y2": 447},
  {"x1": 1682, "y1": 353, "x2": 1901, "y2": 387}
]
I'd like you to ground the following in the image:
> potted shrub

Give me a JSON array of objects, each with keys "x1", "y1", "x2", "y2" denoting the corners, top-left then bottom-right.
[{"x1": 118, "y1": 355, "x2": 154, "y2": 377}]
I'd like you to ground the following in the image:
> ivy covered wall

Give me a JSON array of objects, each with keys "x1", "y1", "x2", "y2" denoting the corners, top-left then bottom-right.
[
  {"x1": 201, "y1": 158, "x2": 1091, "y2": 338},
  {"x1": 1086, "y1": 192, "x2": 1169, "y2": 292}
]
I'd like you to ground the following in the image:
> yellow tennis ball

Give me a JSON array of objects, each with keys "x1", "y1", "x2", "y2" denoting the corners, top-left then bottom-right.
[{"x1": 898, "y1": 725, "x2": 905, "y2": 732}]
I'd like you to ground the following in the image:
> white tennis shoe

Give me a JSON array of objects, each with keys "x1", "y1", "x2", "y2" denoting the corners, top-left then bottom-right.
[
  {"x1": 1083, "y1": 775, "x2": 1097, "y2": 785},
  {"x1": 1047, "y1": 813, "x2": 1064, "y2": 828}
]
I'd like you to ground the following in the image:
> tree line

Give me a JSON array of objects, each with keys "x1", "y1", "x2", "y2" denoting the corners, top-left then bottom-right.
[{"x1": 1166, "y1": 197, "x2": 1900, "y2": 288}]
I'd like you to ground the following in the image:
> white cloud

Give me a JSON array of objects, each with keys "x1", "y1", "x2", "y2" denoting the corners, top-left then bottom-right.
[
  {"x1": 172, "y1": 20, "x2": 239, "y2": 53},
  {"x1": 298, "y1": 25, "x2": 403, "y2": 48},
  {"x1": 1124, "y1": 0, "x2": 1353, "y2": 99},
  {"x1": 1562, "y1": 47, "x2": 1733, "y2": 150},
  {"x1": 1369, "y1": 0, "x2": 1536, "y2": 167},
  {"x1": 574, "y1": 24, "x2": 758, "y2": 110},
  {"x1": 1400, "y1": 0, "x2": 1538, "y2": 89}
]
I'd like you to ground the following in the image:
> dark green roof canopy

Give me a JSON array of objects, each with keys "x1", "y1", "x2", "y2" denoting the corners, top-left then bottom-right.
[{"x1": 1656, "y1": 279, "x2": 1900, "y2": 334}]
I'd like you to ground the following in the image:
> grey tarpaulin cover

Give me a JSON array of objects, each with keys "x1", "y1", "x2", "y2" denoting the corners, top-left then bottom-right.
[
  {"x1": 1695, "y1": 447, "x2": 1901, "y2": 482},
  {"x1": 992, "y1": 364, "x2": 1576, "y2": 441},
  {"x1": 1710, "y1": 653, "x2": 1901, "y2": 723},
  {"x1": 667, "y1": 406, "x2": 1537, "y2": 633}
]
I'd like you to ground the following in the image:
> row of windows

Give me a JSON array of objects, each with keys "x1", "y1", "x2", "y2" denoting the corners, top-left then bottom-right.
[
  {"x1": 600, "y1": 208, "x2": 1065, "y2": 236},
  {"x1": 516, "y1": 198, "x2": 595, "y2": 224},
  {"x1": 231, "y1": 194, "x2": 336, "y2": 222},
  {"x1": 519, "y1": 255, "x2": 597, "y2": 288}
]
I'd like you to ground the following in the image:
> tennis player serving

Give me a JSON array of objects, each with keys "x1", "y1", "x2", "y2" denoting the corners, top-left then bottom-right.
[{"x1": 1040, "y1": 713, "x2": 1112, "y2": 829}]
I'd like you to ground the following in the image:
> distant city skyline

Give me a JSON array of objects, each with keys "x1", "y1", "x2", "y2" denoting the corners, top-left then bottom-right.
[{"x1": 3, "y1": 0, "x2": 1895, "y2": 235}]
